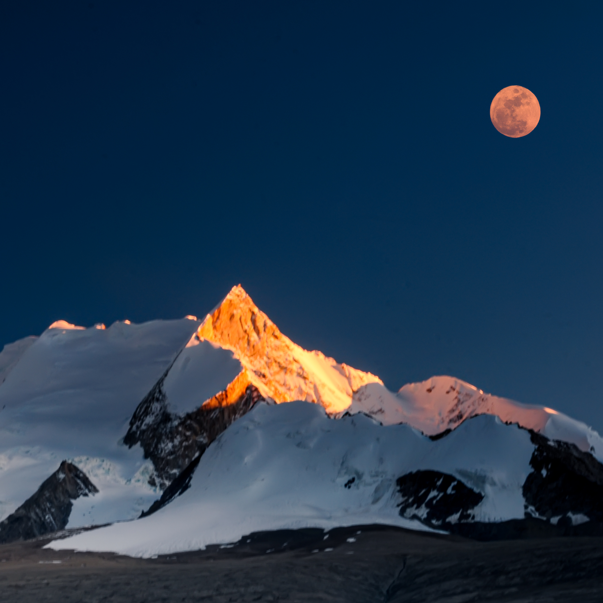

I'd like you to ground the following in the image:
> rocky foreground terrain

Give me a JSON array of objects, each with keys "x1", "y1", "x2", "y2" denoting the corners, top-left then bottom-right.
[{"x1": 1, "y1": 525, "x2": 602, "y2": 602}]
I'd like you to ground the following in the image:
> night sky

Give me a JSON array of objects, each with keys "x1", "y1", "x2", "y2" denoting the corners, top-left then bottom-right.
[{"x1": 2, "y1": 2, "x2": 603, "y2": 433}]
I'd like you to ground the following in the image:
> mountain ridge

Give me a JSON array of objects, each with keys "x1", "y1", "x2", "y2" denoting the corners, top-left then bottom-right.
[
  {"x1": 196, "y1": 284, "x2": 383, "y2": 413},
  {"x1": 0, "y1": 284, "x2": 601, "y2": 554}
]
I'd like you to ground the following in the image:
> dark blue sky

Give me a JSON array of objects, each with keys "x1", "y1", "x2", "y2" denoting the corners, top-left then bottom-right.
[{"x1": 2, "y1": 1, "x2": 603, "y2": 432}]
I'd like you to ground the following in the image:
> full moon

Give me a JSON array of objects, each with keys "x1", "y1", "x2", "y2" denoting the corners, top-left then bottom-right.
[{"x1": 490, "y1": 86, "x2": 540, "y2": 138}]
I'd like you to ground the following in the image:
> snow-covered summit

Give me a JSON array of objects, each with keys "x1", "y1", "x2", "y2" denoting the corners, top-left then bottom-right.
[
  {"x1": 195, "y1": 285, "x2": 382, "y2": 414},
  {"x1": 118, "y1": 285, "x2": 385, "y2": 490},
  {"x1": 187, "y1": 286, "x2": 603, "y2": 462},
  {"x1": 349, "y1": 375, "x2": 603, "y2": 462},
  {"x1": 47, "y1": 320, "x2": 85, "y2": 331}
]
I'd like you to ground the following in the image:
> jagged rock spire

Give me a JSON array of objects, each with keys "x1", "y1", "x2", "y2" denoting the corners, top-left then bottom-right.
[{"x1": 197, "y1": 285, "x2": 283, "y2": 361}]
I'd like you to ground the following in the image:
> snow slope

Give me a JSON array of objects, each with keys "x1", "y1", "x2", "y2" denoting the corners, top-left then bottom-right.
[
  {"x1": 49, "y1": 401, "x2": 535, "y2": 557},
  {"x1": 0, "y1": 318, "x2": 201, "y2": 524},
  {"x1": 348, "y1": 376, "x2": 603, "y2": 462},
  {"x1": 0, "y1": 336, "x2": 37, "y2": 384},
  {"x1": 162, "y1": 338, "x2": 242, "y2": 415}
]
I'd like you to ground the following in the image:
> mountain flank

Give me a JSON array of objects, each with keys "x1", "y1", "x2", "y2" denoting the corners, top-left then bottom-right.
[{"x1": 0, "y1": 461, "x2": 97, "y2": 543}]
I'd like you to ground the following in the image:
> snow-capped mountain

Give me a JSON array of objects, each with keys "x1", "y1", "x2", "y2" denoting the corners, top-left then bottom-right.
[
  {"x1": 123, "y1": 285, "x2": 383, "y2": 489},
  {"x1": 0, "y1": 284, "x2": 601, "y2": 555},
  {"x1": 0, "y1": 318, "x2": 199, "y2": 526},
  {"x1": 197, "y1": 285, "x2": 382, "y2": 413},
  {"x1": 50, "y1": 402, "x2": 603, "y2": 558},
  {"x1": 52, "y1": 404, "x2": 536, "y2": 557},
  {"x1": 349, "y1": 377, "x2": 603, "y2": 460}
]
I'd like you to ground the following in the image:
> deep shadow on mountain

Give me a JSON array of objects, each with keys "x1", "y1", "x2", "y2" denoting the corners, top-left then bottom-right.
[
  {"x1": 395, "y1": 425, "x2": 603, "y2": 540},
  {"x1": 1, "y1": 524, "x2": 603, "y2": 603}
]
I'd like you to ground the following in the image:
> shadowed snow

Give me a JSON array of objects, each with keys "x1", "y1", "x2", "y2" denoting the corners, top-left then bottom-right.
[
  {"x1": 49, "y1": 402, "x2": 534, "y2": 557},
  {"x1": 0, "y1": 318, "x2": 199, "y2": 524}
]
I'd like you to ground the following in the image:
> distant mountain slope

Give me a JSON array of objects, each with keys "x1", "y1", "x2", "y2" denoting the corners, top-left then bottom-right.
[{"x1": 349, "y1": 377, "x2": 603, "y2": 462}]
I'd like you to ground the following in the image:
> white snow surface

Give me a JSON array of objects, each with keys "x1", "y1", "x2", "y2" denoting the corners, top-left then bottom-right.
[
  {"x1": 162, "y1": 337, "x2": 242, "y2": 414},
  {"x1": 568, "y1": 512, "x2": 590, "y2": 526},
  {"x1": 0, "y1": 336, "x2": 37, "y2": 385},
  {"x1": 348, "y1": 376, "x2": 603, "y2": 463},
  {"x1": 49, "y1": 401, "x2": 535, "y2": 558},
  {"x1": 0, "y1": 318, "x2": 199, "y2": 523}
]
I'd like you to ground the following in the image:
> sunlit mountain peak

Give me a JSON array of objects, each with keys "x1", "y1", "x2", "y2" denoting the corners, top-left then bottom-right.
[
  {"x1": 47, "y1": 320, "x2": 85, "y2": 331},
  {"x1": 196, "y1": 284, "x2": 382, "y2": 414}
]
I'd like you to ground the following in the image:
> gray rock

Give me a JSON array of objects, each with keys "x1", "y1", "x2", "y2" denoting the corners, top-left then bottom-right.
[
  {"x1": 396, "y1": 427, "x2": 603, "y2": 540},
  {"x1": 0, "y1": 461, "x2": 97, "y2": 543},
  {"x1": 397, "y1": 470, "x2": 484, "y2": 526},
  {"x1": 523, "y1": 431, "x2": 603, "y2": 525},
  {"x1": 124, "y1": 365, "x2": 263, "y2": 489}
]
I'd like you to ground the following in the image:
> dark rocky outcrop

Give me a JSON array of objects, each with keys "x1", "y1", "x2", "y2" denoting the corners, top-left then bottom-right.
[
  {"x1": 397, "y1": 470, "x2": 484, "y2": 527},
  {"x1": 0, "y1": 461, "x2": 97, "y2": 543},
  {"x1": 124, "y1": 370, "x2": 264, "y2": 489},
  {"x1": 523, "y1": 431, "x2": 603, "y2": 525},
  {"x1": 397, "y1": 430, "x2": 603, "y2": 541},
  {"x1": 140, "y1": 454, "x2": 202, "y2": 518},
  {"x1": 122, "y1": 366, "x2": 175, "y2": 488}
]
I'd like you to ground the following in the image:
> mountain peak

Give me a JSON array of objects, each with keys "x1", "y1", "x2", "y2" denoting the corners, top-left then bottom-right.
[
  {"x1": 198, "y1": 285, "x2": 281, "y2": 354},
  {"x1": 224, "y1": 284, "x2": 249, "y2": 303},
  {"x1": 399, "y1": 375, "x2": 483, "y2": 399},
  {"x1": 47, "y1": 320, "x2": 85, "y2": 331},
  {"x1": 210, "y1": 284, "x2": 253, "y2": 314},
  {"x1": 196, "y1": 285, "x2": 381, "y2": 413}
]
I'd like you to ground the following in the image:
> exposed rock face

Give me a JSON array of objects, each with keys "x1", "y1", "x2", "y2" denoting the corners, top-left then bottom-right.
[
  {"x1": 123, "y1": 363, "x2": 177, "y2": 487},
  {"x1": 0, "y1": 461, "x2": 97, "y2": 543},
  {"x1": 140, "y1": 454, "x2": 202, "y2": 518},
  {"x1": 397, "y1": 470, "x2": 484, "y2": 527},
  {"x1": 396, "y1": 432, "x2": 603, "y2": 541},
  {"x1": 523, "y1": 431, "x2": 603, "y2": 526},
  {"x1": 124, "y1": 369, "x2": 263, "y2": 488},
  {"x1": 197, "y1": 285, "x2": 382, "y2": 414}
]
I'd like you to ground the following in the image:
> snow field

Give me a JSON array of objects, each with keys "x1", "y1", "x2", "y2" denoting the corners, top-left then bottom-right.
[
  {"x1": 0, "y1": 318, "x2": 200, "y2": 523},
  {"x1": 49, "y1": 401, "x2": 535, "y2": 557}
]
